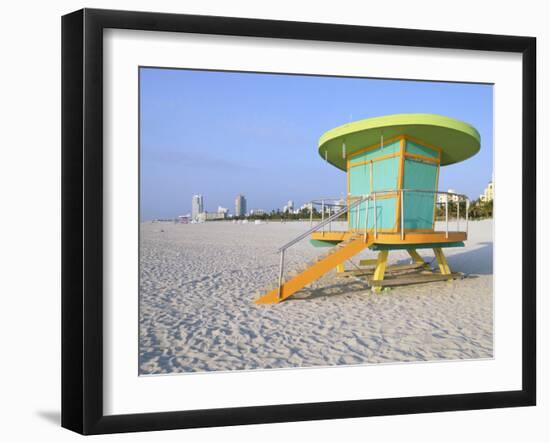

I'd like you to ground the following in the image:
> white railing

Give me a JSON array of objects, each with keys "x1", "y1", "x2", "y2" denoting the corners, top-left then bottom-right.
[
  {"x1": 306, "y1": 190, "x2": 470, "y2": 240},
  {"x1": 275, "y1": 195, "x2": 369, "y2": 300},
  {"x1": 274, "y1": 190, "x2": 469, "y2": 300}
]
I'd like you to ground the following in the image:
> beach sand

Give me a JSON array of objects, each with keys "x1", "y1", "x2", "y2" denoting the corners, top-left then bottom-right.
[{"x1": 139, "y1": 220, "x2": 493, "y2": 374}]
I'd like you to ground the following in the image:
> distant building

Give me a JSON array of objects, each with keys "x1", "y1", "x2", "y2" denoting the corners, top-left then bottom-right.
[
  {"x1": 217, "y1": 206, "x2": 228, "y2": 215},
  {"x1": 204, "y1": 212, "x2": 226, "y2": 221},
  {"x1": 438, "y1": 189, "x2": 459, "y2": 203},
  {"x1": 283, "y1": 200, "x2": 294, "y2": 213},
  {"x1": 235, "y1": 194, "x2": 247, "y2": 217},
  {"x1": 177, "y1": 214, "x2": 191, "y2": 224},
  {"x1": 480, "y1": 181, "x2": 494, "y2": 203},
  {"x1": 191, "y1": 194, "x2": 204, "y2": 221},
  {"x1": 448, "y1": 189, "x2": 460, "y2": 202},
  {"x1": 249, "y1": 208, "x2": 266, "y2": 216}
]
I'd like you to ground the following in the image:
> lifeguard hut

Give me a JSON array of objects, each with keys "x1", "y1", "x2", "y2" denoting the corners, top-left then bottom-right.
[{"x1": 255, "y1": 114, "x2": 479, "y2": 304}]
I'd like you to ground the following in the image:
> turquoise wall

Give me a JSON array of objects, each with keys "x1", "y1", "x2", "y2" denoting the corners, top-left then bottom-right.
[
  {"x1": 349, "y1": 156, "x2": 399, "y2": 230},
  {"x1": 405, "y1": 140, "x2": 439, "y2": 159},
  {"x1": 373, "y1": 157, "x2": 399, "y2": 191},
  {"x1": 349, "y1": 163, "x2": 370, "y2": 196},
  {"x1": 402, "y1": 158, "x2": 438, "y2": 229},
  {"x1": 348, "y1": 137, "x2": 439, "y2": 232},
  {"x1": 349, "y1": 197, "x2": 398, "y2": 231}
]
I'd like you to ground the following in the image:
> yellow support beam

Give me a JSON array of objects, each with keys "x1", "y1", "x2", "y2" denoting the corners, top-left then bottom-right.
[
  {"x1": 372, "y1": 250, "x2": 389, "y2": 292},
  {"x1": 336, "y1": 263, "x2": 345, "y2": 273},
  {"x1": 433, "y1": 247, "x2": 452, "y2": 279},
  {"x1": 407, "y1": 249, "x2": 431, "y2": 270},
  {"x1": 359, "y1": 259, "x2": 378, "y2": 267}
]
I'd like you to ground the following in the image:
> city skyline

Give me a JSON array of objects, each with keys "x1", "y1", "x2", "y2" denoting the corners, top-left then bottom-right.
[
  {"x1": 183, "y1": 193, "x2": 309, "y2": 219},
  {"x1": 140, "y1": 68, "x2": 493, "y2": 221},
  {"x1": 176, "y1": 180, "x2": 494, "y2": 221},
  {"x1": 149, "y1": 179, "x2": 496, "y2": 221}
]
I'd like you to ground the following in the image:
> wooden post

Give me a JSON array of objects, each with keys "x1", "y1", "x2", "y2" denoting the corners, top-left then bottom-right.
[{"x1": 372, "y1": 250, "x2": 389, "y2": 292}]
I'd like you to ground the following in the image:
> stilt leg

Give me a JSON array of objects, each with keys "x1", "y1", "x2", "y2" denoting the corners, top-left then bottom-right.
[
  {"x1": 372, "y1": 250, "x2": 389, "y2": 292},
  {"x1": 433, "y1": 247, "x2": 452, "y2": 280},
  {"x1": 336, "y1": 263, "x2": 345, "y2": 273},
  {"x1": 407, "y1": 249, "x2": 430, "y2": 270},
  {"x1": 359, "y1": 259, "x2": 378, "y2": 267}
]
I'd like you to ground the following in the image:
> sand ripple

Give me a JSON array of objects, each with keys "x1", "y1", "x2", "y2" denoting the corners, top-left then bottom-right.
[{"x1": 139, "y1": 220, "x2": 493, "y2": 374}]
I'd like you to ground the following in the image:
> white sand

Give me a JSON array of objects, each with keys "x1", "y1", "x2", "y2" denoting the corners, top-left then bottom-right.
[{"x1": 139, "y1": 220, "x2": 493, "y2": 374}]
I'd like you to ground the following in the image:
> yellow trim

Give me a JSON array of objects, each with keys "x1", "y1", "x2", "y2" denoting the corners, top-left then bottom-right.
[
  {"x1": 368, "y1": 160, "x2": 373, "y2": 231},
  {"x1": 432, "y1": 150, "x2": 441, "y2": 230},
  {"x1": 404, "y1": 134, "x2": 442, "y2": 154},
  {"x1": 403, "y1": 152, "x2": 440, "y2": 164},
  {"x1": 349, "y1": 152, "x2": 400, "y2": 168},
  {"x1": 349, "y1": 134, "x2": 405, "y2": 160},
  {"x1": 346, "y1": 159, "x2": 350, "y2": 225},
  {"x1": 311, "y1": 230, "x2": 466, "y2": 244},
  {"x1": 350, "y1": 227, "x2": 397, "y2": 234},
  {"x1": 396, "y1": 138, "x2": 406, "y2": 234},
  {"x1": 370, "y1": 191, "x2": 398, "y2": 201},
  {"x1": 402, "y1": 228, "x2": 440, "y2": 233},
  {"x1": 370, "y1": 160, "x2": 373, "y2": 194}
]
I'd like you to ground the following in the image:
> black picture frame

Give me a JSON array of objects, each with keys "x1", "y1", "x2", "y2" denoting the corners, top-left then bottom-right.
[{"x1": 61, "y1": 8, "x2": 536, "y2": 435}]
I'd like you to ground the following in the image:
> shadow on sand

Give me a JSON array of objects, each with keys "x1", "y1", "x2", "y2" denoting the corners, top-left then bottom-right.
[
  {"x1": 393, "y1": 241, "x2": 493, "y2": 276},
  {"x1": 293, "y1": 241, "x2": 493, "y2": 301}
]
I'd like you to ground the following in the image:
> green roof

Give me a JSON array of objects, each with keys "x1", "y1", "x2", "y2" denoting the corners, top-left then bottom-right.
[{"x1": 318, "y1": 113, "x2": 481, "y2": 171}]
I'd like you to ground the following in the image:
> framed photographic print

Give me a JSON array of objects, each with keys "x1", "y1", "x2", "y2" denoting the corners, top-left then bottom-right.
[{"x1": 61, "y1": 8, "x2": 536, "y2": 435}]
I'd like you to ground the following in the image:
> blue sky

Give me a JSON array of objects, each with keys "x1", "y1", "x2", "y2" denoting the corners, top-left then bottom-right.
[{"x1": 140, "y1": 68, "x2": 493, "y2": 220}]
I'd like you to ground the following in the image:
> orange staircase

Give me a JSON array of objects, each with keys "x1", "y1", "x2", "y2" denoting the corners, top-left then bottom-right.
[{"x1": 254, "y1": 234, "x2": 373, "y2": 304}]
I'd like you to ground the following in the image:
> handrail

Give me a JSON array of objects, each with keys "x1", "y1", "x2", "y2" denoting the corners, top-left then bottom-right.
[
  {"x1": 274, "y1": 189, "x2": 469, "y2": 300},
  {"x1": 309, "y1": 197, "x2": 347, "y2": 205},
  {"x1": 292, "y1": 189, "x2": 469, "y2": 253},
  {"x1": 278, "y1": 195, "x2": 368, "y2": 253},
  {"x1": 274, "y1": 195, "x2": 369, "y2": 300}
]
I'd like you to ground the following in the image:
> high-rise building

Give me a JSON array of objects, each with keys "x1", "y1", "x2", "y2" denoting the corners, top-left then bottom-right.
[
  {"x1": 191, "y1": 194, "x2": 203, "y2": 221},
  {"x1": 235, "y1": 194, "x2": 247, "y2": 217},
  {"x1": 283, "y1": 200, "x2": 294, "y2": 213},
  {"x1": 480, "y1": 181, "x2": 494, "y2": 203}
]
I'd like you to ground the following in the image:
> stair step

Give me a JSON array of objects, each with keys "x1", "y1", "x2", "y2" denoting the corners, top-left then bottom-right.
[{"x1": 255, "y1": 236, "x2": 373, "y2": 304}]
